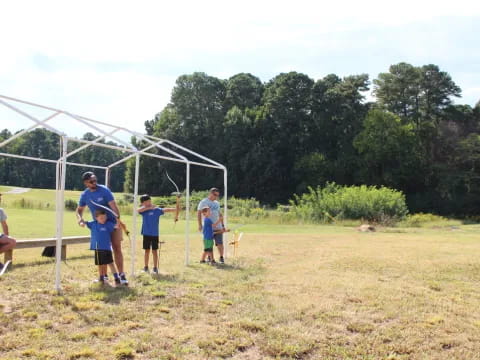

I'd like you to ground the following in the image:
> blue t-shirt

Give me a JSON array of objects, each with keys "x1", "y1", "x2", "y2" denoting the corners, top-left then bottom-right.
[
  {"x1": 79, "y1": 184, "x2": 116, "y2": 222},
  {"x1": 140, "y1": 207, "x2": 164, "y2": 236},
  {"x1": 86, "y1": 220, "x2": 115, "y2": 251},
  {"x1": 203, "y1": 217, "x2": 214, "y2": 240},
  {"x1": 198, "y1": 198, "x2": 222, "y2": 230}
]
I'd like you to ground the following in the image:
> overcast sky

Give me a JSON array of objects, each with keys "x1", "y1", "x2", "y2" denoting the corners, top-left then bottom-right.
[{"x1": 1, "y1": 0, "x2": 479, "y2": 136}]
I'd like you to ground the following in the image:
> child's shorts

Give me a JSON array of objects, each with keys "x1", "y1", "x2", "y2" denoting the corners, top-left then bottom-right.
[
  {"x1": 94, "y1": 250, "x2": 113, "y2": 265},
  {"x1": 143, "y1": 235, "x2": 159, "y2": 250},
  {"x1": 203, "y1": 238, "x2": 214, "y2": 252}
]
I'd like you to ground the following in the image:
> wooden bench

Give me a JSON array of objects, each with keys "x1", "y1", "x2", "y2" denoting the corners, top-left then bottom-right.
[{"x1": 3, "y1": 236, "x2": 91, "y2": 264}]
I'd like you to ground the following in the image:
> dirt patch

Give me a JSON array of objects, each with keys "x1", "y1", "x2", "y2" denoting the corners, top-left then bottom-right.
[{"x1": 4, "y1": 187, "x2": 31, "y2": 194}]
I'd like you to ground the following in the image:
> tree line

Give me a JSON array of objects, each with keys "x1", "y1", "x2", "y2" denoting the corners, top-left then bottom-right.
[
  {"x1": 1, "y1": 62, "x2": 480, "y2": 215},
  {"x1": 0, "y1": 130, "x2": 126, "y2": 192}
]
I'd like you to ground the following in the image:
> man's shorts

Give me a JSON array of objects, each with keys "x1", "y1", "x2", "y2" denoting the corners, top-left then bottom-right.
[
  {"x1": 143, "y1": 235, "x2": 159, "y2": 250},
  {"x1": 203, "y1": 238, "x2": 214, "y2": 252},
  {"x1": 94, "y1": 250, "x2": 113, "y2": 265},
  {"x1": 213, "y1": 232, "x2": 223, "y2": 246}
]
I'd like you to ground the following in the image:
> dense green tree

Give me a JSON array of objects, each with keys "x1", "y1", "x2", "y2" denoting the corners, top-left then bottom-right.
[
  {"x1": 310, "y1": 73, "x2": 370, "y2": 184},
  {"x1": 354, "y1": 109, "x2": 421, "y2": 191},
  {"x1": 225, "y1": 73, "x2": 264, "y2": 110}
]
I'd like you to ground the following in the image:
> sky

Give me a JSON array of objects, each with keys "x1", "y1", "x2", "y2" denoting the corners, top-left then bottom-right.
[{"x1": 1, "y1": 0, "x2": 479, "y2": 137}]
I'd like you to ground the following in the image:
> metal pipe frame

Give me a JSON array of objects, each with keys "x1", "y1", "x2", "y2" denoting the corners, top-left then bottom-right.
[
  {"x1": 0, "y1": 111, "x2": 61, "y2": 148},
  {"x1": 0, "y1": 94, "x2": 227, "y2": 289}
]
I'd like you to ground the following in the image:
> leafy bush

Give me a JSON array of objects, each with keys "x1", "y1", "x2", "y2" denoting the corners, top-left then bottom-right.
[
  {"x1": 64, "y1": 199, "x2": 77, "y2": 211},
  {"x1": 289, "y1": 182, "x2": 408, "y2": 224},
  {"x1": 10, "y1": 198, "x2": 52, "y2": 210},
  {"x1": 401, "y1": 213, "x2": 461, "y2": 227}
]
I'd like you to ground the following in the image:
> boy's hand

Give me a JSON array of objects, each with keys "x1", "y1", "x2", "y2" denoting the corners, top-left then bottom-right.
[{"x1": 78, "y1": 219, "x2": 85, "y2": 227}]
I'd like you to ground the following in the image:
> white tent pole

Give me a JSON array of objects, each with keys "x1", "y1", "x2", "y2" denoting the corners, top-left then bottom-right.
[
  {"x1": 131, "y1": 153, "x2": 140, "y2": 277},
  {"x1": 223, "y1": 168, "x2": 228, "y2": 258},
  {"x1": 54, "y1": 136, "x2": 68, "y2": 292},
  {"x1": 185, "y1": 162, "x2": 190, "y2": 265},
  {"x1": 105, "y1": 168, "x2": 110, "y2": 188}
]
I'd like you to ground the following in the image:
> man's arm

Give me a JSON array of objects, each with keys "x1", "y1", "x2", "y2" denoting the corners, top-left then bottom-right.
[
  {"x1": 197, "y1": 210, "x2": 203, "y2": 231},
  {"x1": 1, "y1": 220, "x2": 8, "y2": 236},
  {"x1": 213, "y1": 214, "x2": 223, "y2": 227},
  {"x1": 76, "y1": 205, "x2": 86, "y2": 225},
  {"x1": 219, "y1": 210, "x2": 225, "y2": 228},
  {"x1": 108, "y1": 200, "x2": 121, "y2": 218}
]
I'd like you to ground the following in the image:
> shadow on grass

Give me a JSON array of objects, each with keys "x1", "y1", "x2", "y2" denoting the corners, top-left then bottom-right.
[
  {"x1": 212, "y1": 263, "x2": 244, "y2": 271},
  {"x1": 150, "y1": 273, "x2": 181, "y2": 283},
  {"x1": 91, "y1": 284, "x2": 138, "y2": 305}
]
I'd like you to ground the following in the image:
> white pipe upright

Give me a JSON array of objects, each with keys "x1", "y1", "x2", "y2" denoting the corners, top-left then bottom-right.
[
  {"x1": 185, "y1": 163, "x2": 190, "y2": 265},
  {"x1": 223, "y1": 168, "x2": 228, "y2": 258},
  {"x1": 105, "y1": 168, "x2": 110, "y2": 188},
  {"x1": 54, "y1": 137, "x2": 68, "y2": 292},
  {"x1": 131, "y1": 154, "x2": 140, "y2": 277}
]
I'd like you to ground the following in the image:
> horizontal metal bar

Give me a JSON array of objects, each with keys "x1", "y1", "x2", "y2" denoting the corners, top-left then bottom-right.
[
  {"x1": 66, "y1": 162, "x2": 107, "y2": 170},
  {"x1": 158, "y1": 139, "x2": 226, "y2": 169},
  {"x1": 188, "y1": 161, "x2": 224, "y2": 170},
  {"x1": 66, "y1": 137, "x2": 136, "y2": 153},
  {"x1": 0, "y1": 111, "x2": 61, "y2": 148},
  {"x1": 0, "y1": 152, "x2": 58, "y2": 164},
  {"x1": 107, "y1": 143, "x2": 157, "y2": 168},
  {"x1": 64, "y1": 112, "x2": 137, "y2": 151},
  {"x1": 0, "y1": 99, "x2": 65, "y2": 137},
  {"x1": 0, "y1": 151, "x2": 106, "y2": 169},
  {"x1": 136, "y1": 151, "x2": 187, "y2": 165}
]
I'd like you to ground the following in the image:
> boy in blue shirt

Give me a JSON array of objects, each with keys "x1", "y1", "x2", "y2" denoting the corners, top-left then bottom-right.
[
  {"x1": 200, "y1": 206, "x2": 223, "y2": 265},
  {"x1": 80, "y1": 209, "x2": 117, "y2": 284},
  {"x1": 137, "y1": 194, "x2": 179, "y2": 274}
]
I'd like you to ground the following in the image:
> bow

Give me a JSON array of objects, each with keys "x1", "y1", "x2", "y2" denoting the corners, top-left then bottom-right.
[
  {"x1": 90, "y1": 200, "x2": 130, "y2": 239},
  {"x1": 165, "y1": 170, "x2": 180, "y2": 228}
]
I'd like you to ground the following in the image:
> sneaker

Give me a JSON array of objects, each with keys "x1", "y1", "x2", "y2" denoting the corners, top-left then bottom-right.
[
  {"x1": 120, "y1": 273, "x2": 129, "y2": 286},
  {"x1": 113, "y1": 273, "x2": 121, "y2": 285},
  {"x1": 152, "y1": 267, "x2": 159, "y2": 274},
  {"x1": 219, "y1": 256, "x2": 225, "y2": 264},
  {"x1": 206, "y1": 255, "x2": 211, "y2": 262},
  {"x1": 210, "y1": 260, "x2": 217, "y2": 265},
  {"x1": 142, "y1": 266, "x2": 149, "y2": 273},
  {"x1": 200, "y1": 260, "x2": 206, "y2": 264},
  {"x1": 94, "y1": 275, "x2": 108, "y2": 284}
]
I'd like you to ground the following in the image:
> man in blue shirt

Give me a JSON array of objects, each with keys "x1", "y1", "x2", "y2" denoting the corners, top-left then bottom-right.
[
  {"x1": 197, "y1": 188, "x2": 226, "y2": 263},
  {"x1": 76, "y1": 171, "x2": 127, "y2": 285},
  {"x1": 138, "y1": 194, "x2": 179, "y2": 274}
]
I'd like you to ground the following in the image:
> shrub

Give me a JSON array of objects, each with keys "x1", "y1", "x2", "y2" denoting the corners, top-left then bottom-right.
[
  {"x1": 64, "y1": 199, "x2": 78, "y2": 211},
  {"x1": 400, "y1": 213, "x2": 447, "y2": 227},
  {"x1": 289, "y1": 182, "x2": 408, "y2": 224}
]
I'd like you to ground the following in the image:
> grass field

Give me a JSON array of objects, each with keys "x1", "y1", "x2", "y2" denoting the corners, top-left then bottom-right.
[{"x1": 1, "y1": 190, "x2": 480, "y2": 359}]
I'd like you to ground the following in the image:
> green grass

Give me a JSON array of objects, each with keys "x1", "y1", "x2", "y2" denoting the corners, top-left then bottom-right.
[{"x1": 1, "y1": 189, "x2": 480, "y2": 358}]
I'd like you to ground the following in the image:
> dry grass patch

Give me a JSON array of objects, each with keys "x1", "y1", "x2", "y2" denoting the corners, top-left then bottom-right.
[{"x1": 2, "y1": 218, "x2": 480, "y2": 358}]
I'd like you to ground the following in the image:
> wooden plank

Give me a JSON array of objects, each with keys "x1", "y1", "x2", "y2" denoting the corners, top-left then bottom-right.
[
  {"x1": 14, "y1": 236, "x2": 91, "y2": 249},
  {"x1": 4, "y1": 249, "x2": 13, "y2": 263}
]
